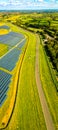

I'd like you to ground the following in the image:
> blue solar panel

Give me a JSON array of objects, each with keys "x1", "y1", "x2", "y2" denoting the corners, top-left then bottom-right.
[
  {"x1": 0, "y1": 25, "x2": 10, "y2": 30},
  {"x1": 17, "y1": 39, "x2": 26, "y2": 49},
  {"x1": 0, "y1": 70, "x2": 12, "y2": 107},
  {"x1": 0, "y1": 48, "x2": 21, "y2": 71},
  {"x1": 0, "y1": 31, "x2": 24, "y2": 46}
]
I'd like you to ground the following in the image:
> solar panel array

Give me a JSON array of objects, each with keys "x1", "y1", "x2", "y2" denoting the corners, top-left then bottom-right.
[
  {"x1": 0, "y1": 25, "x2": 10, "y2": 30},
  {"x1": 0, "y1": 26, "x2": 27, "y2": 106},
  {"x1": 17, "y1": 39, "x2": 26, "y2": 49},
  {"x1": 0, "y1": 31, "x2": 24, "y2": 46},
  {"x1": 0, "y1": 70, "x2": 12, "y2": 107},
  {"x1": 0, "y1": 48, "x2": 21, "y2": 71}
]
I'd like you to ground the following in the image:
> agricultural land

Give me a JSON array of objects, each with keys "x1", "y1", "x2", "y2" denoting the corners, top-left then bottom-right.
[{"x1": 0, "y1": 11, "x2": 58, "y2": 130}]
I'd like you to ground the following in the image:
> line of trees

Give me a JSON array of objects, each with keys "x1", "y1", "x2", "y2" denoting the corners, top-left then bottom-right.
[{"x1": 44, "y1": 39, "x2": 58, "y2": 71}]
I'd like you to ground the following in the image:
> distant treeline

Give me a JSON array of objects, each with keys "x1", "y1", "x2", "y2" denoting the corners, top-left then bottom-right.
[{"x1": 44, "y1": 39, "x2": 58, "y2": 71}]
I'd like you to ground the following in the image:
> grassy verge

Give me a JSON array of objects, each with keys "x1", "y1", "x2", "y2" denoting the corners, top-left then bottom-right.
[
  {"x1": 39, "y1": 36, "x2": 58, "y2": 130},
  {"x1": 4, "y1": 25, "x2": 47, "y2": 130}
]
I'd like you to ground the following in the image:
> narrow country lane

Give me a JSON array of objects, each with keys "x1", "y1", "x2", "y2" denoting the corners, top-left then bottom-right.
[{"x1": 35, "y1": 34, "x2": 55, "y2": 130}]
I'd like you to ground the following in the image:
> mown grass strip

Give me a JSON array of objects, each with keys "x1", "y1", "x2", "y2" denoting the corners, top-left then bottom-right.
[{"x1": 39, "y1": 35, "x2": 58, "y2": 130}]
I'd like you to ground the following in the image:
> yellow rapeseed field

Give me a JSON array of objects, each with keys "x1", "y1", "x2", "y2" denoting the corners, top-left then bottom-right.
[
  {"x1": 0, "y1": 29, "x2": 9, "y2": 35},
  {"x1": 0, "y1": 22, "x2": 4, "y2": 26}
]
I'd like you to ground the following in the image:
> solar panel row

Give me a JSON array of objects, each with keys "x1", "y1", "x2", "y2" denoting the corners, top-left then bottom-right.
[
  {"x1": 0, "y1": 48, "x2": 21, "y2": 71},
  {"x1": 17, "y1": 39, "x2": 26, "y2": 49},
  {"x1": 0, "y1": 25, "x2": 10, "y2": 30},
  {"x1": 0, "y1": 31, "x2": 24, "y2": 46},
  {"x1": 0, "y1": 70, "x2": 12, "y2": 107}
]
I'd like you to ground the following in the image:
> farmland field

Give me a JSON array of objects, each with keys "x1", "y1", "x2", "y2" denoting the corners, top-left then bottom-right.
[{"x1": 0, "y1": 11, "x2": 58, "y2": 130}]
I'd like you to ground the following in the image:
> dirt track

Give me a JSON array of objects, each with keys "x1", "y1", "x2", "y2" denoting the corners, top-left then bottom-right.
[{"x1": 35, "y1": 34, "x2": 55, "y2": 130}]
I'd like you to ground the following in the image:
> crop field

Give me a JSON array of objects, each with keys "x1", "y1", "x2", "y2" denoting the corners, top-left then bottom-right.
[
  {"x1": 0, "y1": 29, "x2": 9, "y2": 35},
  {"x1": 0, "y1": 22, "x2": 4, "y2": 26},
  {"x1": 0, "y1": 25, "x2": 10, "y2": 35}
]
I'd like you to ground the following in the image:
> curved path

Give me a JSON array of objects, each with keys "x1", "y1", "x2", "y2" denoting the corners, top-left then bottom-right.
[{"x1": 35, "y1": 34, "x2": 55, "y2": 130}]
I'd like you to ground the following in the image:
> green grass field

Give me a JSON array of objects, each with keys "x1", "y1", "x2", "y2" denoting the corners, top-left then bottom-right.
[{"x1": 39, "y1": 37, "x2": 58, "y2": 130}]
